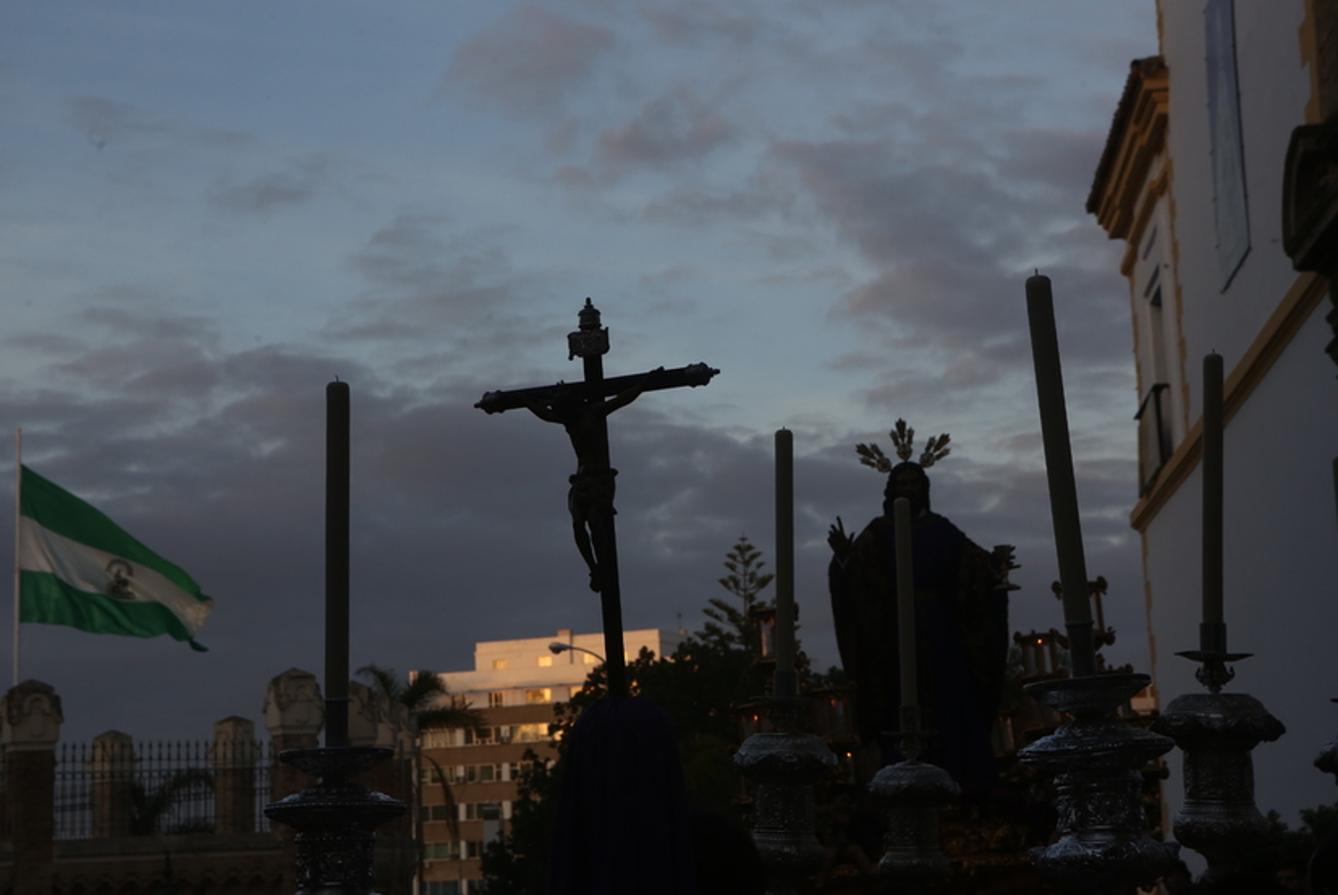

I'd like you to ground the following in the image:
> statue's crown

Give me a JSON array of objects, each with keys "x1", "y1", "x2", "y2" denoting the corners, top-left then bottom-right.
[{"x1": 856, "y1": 418, "x2": 951, "y2": 473}]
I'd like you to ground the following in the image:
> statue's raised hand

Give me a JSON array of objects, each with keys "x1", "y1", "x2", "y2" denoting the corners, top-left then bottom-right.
[{"x1": 828, "y1": 516, "x2": 853, "y2": 561}]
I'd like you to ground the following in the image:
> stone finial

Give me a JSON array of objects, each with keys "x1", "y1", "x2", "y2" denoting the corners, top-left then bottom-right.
[
  {"x1": 90, "y1": 730, "x2": 135, "y2": 773},
  {"x1": 0, "y1": 680, "x2": 63, "y2": 751},
  {"x1": 348, "y1": 681, "x2": 395, "y2": 748},
  {"x1": 211, "y1": 715, "x2": 259, "y2": 769},
  {"x1": 263, "y1": 668, "x2": 324, "y2": 738}
]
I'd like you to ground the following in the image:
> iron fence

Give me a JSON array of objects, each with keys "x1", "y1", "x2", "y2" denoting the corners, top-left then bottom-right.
[{"x1": 53, "y1": 739, "x2": 276, "y2": 840}]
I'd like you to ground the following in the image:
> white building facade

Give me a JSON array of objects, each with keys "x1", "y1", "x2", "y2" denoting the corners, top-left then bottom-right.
[{"x1": 1089, "y1": 0, "x2": 1338, "y2": 827}]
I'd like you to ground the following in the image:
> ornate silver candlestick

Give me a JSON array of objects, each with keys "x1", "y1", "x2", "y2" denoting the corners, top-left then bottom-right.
[
  {"x1": 735, "y1": 699, "x2": 837, "y2": 895},
  {"x1": 265, "y1": 747, "x2": 406, "y2": 894},
  {"x1": 1153, "y1": 354, "x2": 1285, "y2": 890},
  {"x1": 1154, "y1": 627, "x2": 1283, "y2": 890},
  {"x1": 867, "y1": 708, "x2": 959, "y2": 890},
  {"x1": 1019, "y1": 672, "x2": 1179, "y2": 893}
]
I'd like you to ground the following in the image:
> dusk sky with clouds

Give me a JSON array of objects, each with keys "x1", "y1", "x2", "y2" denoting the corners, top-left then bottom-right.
[{"x1": 4, "y1": 2, "x2": 1157, "y2": 748}]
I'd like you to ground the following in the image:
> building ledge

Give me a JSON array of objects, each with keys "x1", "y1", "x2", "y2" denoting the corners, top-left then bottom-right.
[{"x1": 1089, "y1": 56, "x2": 1169, "y2": 240}]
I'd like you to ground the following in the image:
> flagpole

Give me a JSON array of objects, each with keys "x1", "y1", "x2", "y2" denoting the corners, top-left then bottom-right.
[{"x1": 13, "y1": 427, "x2": 22, "y2": 687}]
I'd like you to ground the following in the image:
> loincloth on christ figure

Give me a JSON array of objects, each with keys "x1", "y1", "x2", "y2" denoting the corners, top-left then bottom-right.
[{"x1": 568, "y1": 468, "x2": 618, "y2": 518}]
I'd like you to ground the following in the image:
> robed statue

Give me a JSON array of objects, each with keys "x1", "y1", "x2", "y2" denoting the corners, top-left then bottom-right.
[{"x1": 828, "y1": 420, "x2": 1010, "y2": 796}]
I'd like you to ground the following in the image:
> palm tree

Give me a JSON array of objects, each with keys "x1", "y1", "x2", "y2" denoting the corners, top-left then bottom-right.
[
  {"x1": 129, "y1": 768, "x2": 215, "y2": 835},
  {"x1": 356, "y1": 664, "x2": 484, "y2": 874},
  {"x1": 355, "y1": 664, "x2": 482, "y2": 732}
]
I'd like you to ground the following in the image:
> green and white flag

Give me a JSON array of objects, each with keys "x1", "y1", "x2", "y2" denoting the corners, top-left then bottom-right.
[{"x1": 18, "y1": 465, "x2": 213, "y2": 651}]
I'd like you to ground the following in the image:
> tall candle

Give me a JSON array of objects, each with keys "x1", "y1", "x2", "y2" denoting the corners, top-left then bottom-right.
[
  {"x1": 1202, "y1": 353, "x2": 1224, "y2": 629},
  {"x1": 326, "y1": 380, "x2": 350, "y2": 748},
  {"x1": 773, "y1": 429, "x2": 796, "y2": 702},
  {"x1": 1025, "y1": 273, "x2": 1096, "y2": 678},
  {"x1": 894, "y1": 497, "x2": 916, "y2": 711}
]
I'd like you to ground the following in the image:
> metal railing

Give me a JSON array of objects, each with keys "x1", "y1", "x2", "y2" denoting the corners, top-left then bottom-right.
[
  {"x1": 52, "y1": 739, "x2": 275, "y2": 840},
  {"x1": 1136, "y1": 382, "x2": 1173, "y2": 494}
]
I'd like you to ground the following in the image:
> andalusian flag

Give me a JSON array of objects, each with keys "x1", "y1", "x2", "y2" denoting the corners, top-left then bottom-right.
[{"x1": 18, "y1": 466, "x2": 213, "y2": 651}]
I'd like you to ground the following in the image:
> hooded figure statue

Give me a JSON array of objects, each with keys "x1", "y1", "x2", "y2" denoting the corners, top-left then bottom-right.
[{"x1": 827, "y1": 420, "x2": 1010, "y2": 797}]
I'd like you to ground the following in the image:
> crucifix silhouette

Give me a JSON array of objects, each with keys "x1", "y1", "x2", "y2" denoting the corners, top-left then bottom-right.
[{"x1": 476, "y1": 299, "x2": 719, "y2": 697}]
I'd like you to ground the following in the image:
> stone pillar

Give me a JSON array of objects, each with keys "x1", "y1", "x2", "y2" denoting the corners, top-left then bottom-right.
[
  {"x1": 263, "y1": 668, "x2": 323, "y2": 894},
  {"x1": 210, "y1": 716, "x2": 259, "y2": 835},
  {"x1": 263, "y1": 668, "x2": 323, "y2": 802},
  {"x1": 89, "y1": 730, "x2": 135, "y2": 838},
  {"x1": 2, "y1": 680, "x2": 63, "y2": 895},
  {"x1": 348, "y1": 680, "x2": 395, "y2": 750},
  {"x1": 349, "y1": 680, "x2": 398, "y2": 791}
]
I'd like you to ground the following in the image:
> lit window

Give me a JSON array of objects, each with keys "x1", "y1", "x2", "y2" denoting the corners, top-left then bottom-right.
[
  {"x1": 582, "y1": 653, "x2": 596, "y2": 665},
  {"x1": 525, "y1": 688, "x2": 552, "y2": 704},
  {"x1": 537, "y1": 655, "x2": 553, "y2": 667},
  {"x1": 491, "y1": 658, "x2": 508, "y2": 670}
]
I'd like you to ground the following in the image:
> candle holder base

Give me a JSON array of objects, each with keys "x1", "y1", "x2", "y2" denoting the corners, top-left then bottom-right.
[
  {"x1": 735, "y1": 706, "x2": 837, "y2": 895},
  {"x1": 265, "y1": 746, "x2": 406, "y2": 895},
  {"x1": 868, "y1": 739, "x2": 960, "y2": 890},
  {"x1": 1154, "y1": 688, "x2": 1284, "y2": 884},
  {"x1": 1019, "y1": 672, "x2": 1179, "y2": 893}
]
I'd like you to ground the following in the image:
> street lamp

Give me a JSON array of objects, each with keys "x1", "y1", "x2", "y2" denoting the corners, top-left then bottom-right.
[{"x1": 548, "y1": 642, "x2": 605, "y2": 663}]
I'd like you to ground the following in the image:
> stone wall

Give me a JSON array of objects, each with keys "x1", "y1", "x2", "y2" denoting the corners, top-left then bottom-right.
[{"x1": 0, "y1": 672, "x2": 417, "y2": 895}]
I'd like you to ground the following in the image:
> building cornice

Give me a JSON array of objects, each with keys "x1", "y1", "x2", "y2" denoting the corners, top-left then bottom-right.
[
  {"x1": 1089, "y1": 57, "x2": 1169, "y2": 240},
  {"x1": 1130, "y1": 272, "x2": 1327, "y2": 530}
]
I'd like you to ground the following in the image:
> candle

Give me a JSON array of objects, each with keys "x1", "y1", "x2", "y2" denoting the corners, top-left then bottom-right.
[
  {"x1": 1202, "y1": 353, "x2": 1224, "y2": 630},
  {"x1": 1025, "y1": 273, "x2": 1097, "y2": 678},
  {"x1": 894, "y1": 497, "x2": 916, "y2": 711},
  {"x1": 326, "y1": 380, "x2": 350, "y2": 748},
  {"x1": 773, "y1": 429, "x2": 796, "y2": 702}
]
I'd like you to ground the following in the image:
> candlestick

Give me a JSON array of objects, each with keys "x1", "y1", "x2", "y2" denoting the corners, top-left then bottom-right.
[
  {"x1": 1025, "y1": 273, "x2": 1096, "y2": 678},
  {"x1": 894, "y1": 497, "x2": 916, "y2": 711},
  {"x1": 774, "y1": 429, "x2": 796, "y2": 702},
  {"x1": 1202, "y1": 353, "x2": 1224, "y2": 632},
  {"x1": 326, "y1": 380, "x2": 350, "y2": 748}
]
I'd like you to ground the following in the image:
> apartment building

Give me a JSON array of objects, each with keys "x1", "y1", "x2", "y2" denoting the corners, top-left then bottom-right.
[{"x1": 417, "y1": 627, "x2": 682, "y2": 895}]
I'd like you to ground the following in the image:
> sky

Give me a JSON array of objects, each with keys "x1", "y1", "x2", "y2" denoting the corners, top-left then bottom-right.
[{"x1": 4, "y1": 2, "x2": 1158, "y2": 756}]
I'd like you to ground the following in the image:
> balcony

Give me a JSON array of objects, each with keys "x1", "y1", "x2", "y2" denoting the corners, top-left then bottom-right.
[{"x1": 1135, "y1": 382, "x2": 1173, "y2": 494}]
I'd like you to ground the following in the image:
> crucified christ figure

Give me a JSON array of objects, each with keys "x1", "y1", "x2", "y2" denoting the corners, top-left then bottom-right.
[{"x1": 523, "y1": 373, "x2": 656, "y2": 593}]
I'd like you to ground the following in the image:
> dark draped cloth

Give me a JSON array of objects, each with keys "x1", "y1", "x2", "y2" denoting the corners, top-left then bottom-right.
[
  {"x1": 829, "y1": 510, "x2": 1009, "y2": 796},
  {"x1": 547, "y1": 696, "x2": 698, "y2": 895}
]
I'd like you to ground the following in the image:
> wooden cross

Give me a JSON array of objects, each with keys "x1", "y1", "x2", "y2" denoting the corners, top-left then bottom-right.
[{"x1": 475, "y1": 299, "x2": 718, "y2": 697}]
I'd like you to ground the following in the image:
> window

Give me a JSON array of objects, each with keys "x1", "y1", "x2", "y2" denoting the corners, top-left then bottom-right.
[
  {"x1": 582, "y1": 652, "x2": 597, "y2": 665},
  {"x1": 488, "y1": 691, "x2": 505, "y2": 708},
  {"x1": 491, "y1": 658, "x2": 508, "y2": 670},
  {"x1": 525, "y1": 688, "x2": 551, "y2": 704},
  {"x1": 426, "y1": 883, "x2": 460, "y2": 895},
  {"x1": 421, "y1": 729, "x2": 461, "y2": 749},
  {"x1": 460, "y1": 801, "x2": 502, "y2": 821},
  {"x1": 1136, "y1": 383, "x2": 1173, "y2": 494},
  {"x1": 428, "y1": 804, "x2": 454, "y2": 822},
  {"x1": 465, "y1": 763, "x2": 498, "y2": 783},
  {"x1": 514, "y1": 722, "x2": 548, "y2": 743},
  {"x1": 537, "y1": 655, "x2": 553, "y2": 667},
  {"x1": 464, "y1": 840, "x2": 485, "y2": 860},
  {"x1": 425, "y1": 842, "x2": 457, "y2": 861}
]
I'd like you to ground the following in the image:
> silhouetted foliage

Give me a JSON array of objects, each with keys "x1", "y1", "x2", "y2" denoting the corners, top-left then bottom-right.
[
  {"x1": 356, "y1": 663, "x2": 482, "y2": 732},
  {"x1": 129, "y1": 768, "x2": 214, "y2": 835},
  {"x1": 482, "y1": 536, "x2": 825, "y2": 893}
]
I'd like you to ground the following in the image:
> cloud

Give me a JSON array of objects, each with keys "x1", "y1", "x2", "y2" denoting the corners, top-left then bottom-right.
[
  {"x1": 638, "y1": 3, "x2": 762, "y2": 47},
  {"x1": 444, "y1": 6, "x2": 614, "y2": 116},
  {"x1": 595, "y1": 87, "x2": 734, "y2": 175},
  {"x1": 209, "y1": 154, "x2": 334, "y2": 214},
  {"x1": 66, "y1": 95, "x2": 251, "y2": 152}
]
